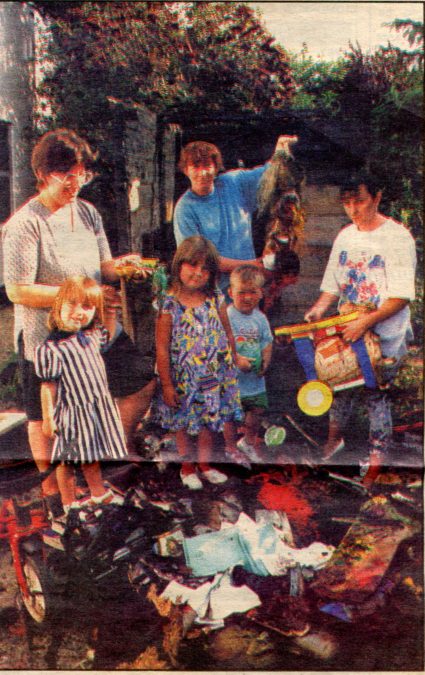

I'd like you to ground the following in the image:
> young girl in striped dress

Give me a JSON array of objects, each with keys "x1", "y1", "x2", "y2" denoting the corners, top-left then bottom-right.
[{"x1": 35, "y1": 276, "x2": 127, "y2": 514}]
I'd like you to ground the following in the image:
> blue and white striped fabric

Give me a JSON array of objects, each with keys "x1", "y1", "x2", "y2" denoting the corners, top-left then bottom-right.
[{"x1": 35, "y1": 327, "x2": 127, "y2": 464}]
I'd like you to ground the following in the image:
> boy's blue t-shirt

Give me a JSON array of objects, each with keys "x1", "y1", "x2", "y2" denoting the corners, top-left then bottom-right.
[
  {"x1": 174, "y1": 165, "x2": 267, "y2": 290},
  {"x1": 227, "y1": 304, "x2": 273, "y2": 398}
]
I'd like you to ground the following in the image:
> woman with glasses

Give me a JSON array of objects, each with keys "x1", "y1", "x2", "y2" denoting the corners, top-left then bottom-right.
[{"x1": 2, "y1": 128, "x2": 156, "y2": 518}]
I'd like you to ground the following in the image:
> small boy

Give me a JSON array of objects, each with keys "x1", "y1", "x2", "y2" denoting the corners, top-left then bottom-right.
[{"x1": 227, "y1": 265, "x2": 274, "y2": 462}]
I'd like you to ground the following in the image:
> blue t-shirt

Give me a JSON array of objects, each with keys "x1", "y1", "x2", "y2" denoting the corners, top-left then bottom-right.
[
  {"x1": 174, "y1": 165, "x2": 267, "y2": 289},
  {"x1": 227, "y1": 304, "x2": 273, "y2": 398}
]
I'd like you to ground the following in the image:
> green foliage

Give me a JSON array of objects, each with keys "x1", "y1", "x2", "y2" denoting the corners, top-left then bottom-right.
[
  {"x1": 0, "y1": 355, "x2": 21, "y2": 410},
  {"x1": 31, "y1": 1, "x2": 295, "y2": 246},
  {"x1": 33, "y1": 1, "x2": 294, "y2": 135},
  {"x1": 289, "y1": 45, "x2": 347, "y2": 113},
  {"x1": 383, "y1": 19, "x2": 423, "y2": 66},
  {"x1": 347, "y1": 22, "x2": 423, "y2": 344},
  {"x1": 290, "y1": 20, "x2": 423, "y2": 343}
]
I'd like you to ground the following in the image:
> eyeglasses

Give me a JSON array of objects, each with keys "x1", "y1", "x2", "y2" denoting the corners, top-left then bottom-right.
[{"x1": 51, "y1": 170, "x2": 95, "y2": 187}]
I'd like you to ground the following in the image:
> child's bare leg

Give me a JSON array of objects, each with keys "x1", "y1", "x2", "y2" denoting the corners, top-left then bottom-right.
[
  {"x1": 198, "y1": 428, "x2": 228, "y2": 484},
  {"x1": 198, "y1": 427, "x2": 214, "y2": 468},
  {"x1": 81, "y1": 461, "x2": 107, "y2": 499},
  {"x1": 176, "y1": 430, "x2": 202, "y2": 489},
  {"x1": 244, "y1": 408, "x2": 262, "y2": 446},
  {"x1": 28, "y1": 421, "x2": 59, "y2": 496},
  {"x1": 56, "y1": 463, "x2": 76, "y2": 507},
  {"x1": 176, "y1": 429, "x2": 196, "y2": 474},
  {"x1": 223, "y1": 420, "x2": 251, "y2": 468},
  {"x1": 223, "y1": 421, "x2": 238, "y2": 454}
]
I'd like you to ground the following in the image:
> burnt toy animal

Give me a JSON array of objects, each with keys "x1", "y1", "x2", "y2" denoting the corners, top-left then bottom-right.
[{"x1": 253, "y1": 139, "x2": 305, "y2": 313}]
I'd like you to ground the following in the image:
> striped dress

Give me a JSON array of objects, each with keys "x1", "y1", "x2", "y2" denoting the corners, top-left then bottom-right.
[{"x1": 35, "y1": 327, "x2": 127, "y2": 464}]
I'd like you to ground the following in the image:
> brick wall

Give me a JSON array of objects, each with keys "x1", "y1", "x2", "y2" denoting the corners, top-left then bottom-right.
[
  {"x1": 114, "y1": 106, "x2": 180, "y2": 358},
  {"x1": 299, "y1": 180, "x2": 347, "y2": 314},
  {"x1": 270, "y1": 179, "x2": 348, "y2": 328}
]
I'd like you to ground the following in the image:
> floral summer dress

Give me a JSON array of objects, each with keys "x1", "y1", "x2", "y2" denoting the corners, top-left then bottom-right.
[{"x1": 157, "y1": 292, "x2": 243, "y2": 435}]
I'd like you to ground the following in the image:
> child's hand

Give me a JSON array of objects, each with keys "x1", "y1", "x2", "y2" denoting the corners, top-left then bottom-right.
[
  {"x1": 235, "y1": 354, "x2": 253, "y2": 372},
  {"x1": 42, "y1": 417, "x2": 57, "y2": 438},
  {"x1": 163, "y1": 384, "x2": 179, "y2": 408}
]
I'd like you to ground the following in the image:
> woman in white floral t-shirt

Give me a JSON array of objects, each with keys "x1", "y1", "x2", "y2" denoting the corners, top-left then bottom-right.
[{"x1": 305, "y1": 171, "x2": 416, "y2": 486}]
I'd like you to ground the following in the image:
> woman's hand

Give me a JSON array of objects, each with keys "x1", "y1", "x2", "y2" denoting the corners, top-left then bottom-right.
[
  {"x1": 341, "y1": 299, "x2": 408, "y2": 343},
  {"x1": 274, "y1": 135, "x2": 298, "y2": 156},
  {"x1": 341, "y1": 314, "x2": 373, "y2": 343},
  {"x1": 304, "y1": 305, "x2": 325, "y2": 323},
  {"x1": 163, "y1": 383, "x2": 179, "y2": 408},
  {"x1": 113, "y1": 254, "x2": 156, "y2": 281},
  {"x1": 102, "y1": 285, "x2": 121, "y2": 316},
  {"x1": 304, "y1": 292, "x2": 338, "y2": 323},
  {"x1": 42, "y1": 417, "x2": 57, "y2": 439},
  {"x1": 134, "y1": 267, "x2": 154, "y2": 280}
]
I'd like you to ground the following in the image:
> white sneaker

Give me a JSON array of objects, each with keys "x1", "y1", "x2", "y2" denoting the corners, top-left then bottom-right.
[
  {"x1": 180, "y1": 470, "x2": 203, "y2": 490},
  {"x1": 237, "y1": 437, "x2": 262, "y2": 463},
  {"x1": 78, "y1": 490, "x2": 124, "y2": 509},
  {"x1": 93, "y1": 489, "x2": 124, "y2": 506},
  {"x1": 200, "y1": 468, "x2": 228, "y2": 485}
]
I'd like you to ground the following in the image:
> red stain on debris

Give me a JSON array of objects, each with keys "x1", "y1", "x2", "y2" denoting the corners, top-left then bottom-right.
[{"x1": 257, "y1": 482, "x2": 313, "y2": 531}]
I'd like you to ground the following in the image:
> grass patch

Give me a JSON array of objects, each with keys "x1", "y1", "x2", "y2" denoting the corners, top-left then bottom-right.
[{"x1": 0, "y1": 354, "x2": 22, "y2": 410}]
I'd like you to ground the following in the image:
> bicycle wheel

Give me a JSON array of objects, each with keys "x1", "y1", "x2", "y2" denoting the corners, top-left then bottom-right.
[{"x1": 20, "y1": 555, "x2": 51, "y2": 624}]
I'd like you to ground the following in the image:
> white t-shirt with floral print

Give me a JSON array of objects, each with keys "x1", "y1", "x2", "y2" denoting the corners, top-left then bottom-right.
[{"x1": 320, "y1": 218, "x2": 416, "y2": 358}]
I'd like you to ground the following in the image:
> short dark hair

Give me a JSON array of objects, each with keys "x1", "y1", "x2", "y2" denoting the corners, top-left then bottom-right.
[
  {"x1": 339, "y1": 171, "x2": 383, "y2": 199},
  {"x1": 31, "y1": 128, "x2": 98, "y2": 187},
  {"x1": 178, "y1": 141, "x2": 224, "y2": 174},
  {"x1": 171, "y1": 236, "x2": 220, "y2": 295}
]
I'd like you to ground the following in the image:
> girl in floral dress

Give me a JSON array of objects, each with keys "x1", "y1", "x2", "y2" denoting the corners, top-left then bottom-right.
[{"x1": 156, "y1": 236, "x2": 245, "y2": 490}]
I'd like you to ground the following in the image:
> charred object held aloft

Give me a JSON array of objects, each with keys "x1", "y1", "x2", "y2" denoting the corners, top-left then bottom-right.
[{"x1": 255, "y1": 148, "x2": 306, "y2": 259}]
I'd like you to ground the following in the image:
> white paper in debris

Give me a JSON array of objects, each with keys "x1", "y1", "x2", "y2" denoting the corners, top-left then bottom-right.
[{"x1": 160, "y1": 570, "x2": 261, "y2": 620}]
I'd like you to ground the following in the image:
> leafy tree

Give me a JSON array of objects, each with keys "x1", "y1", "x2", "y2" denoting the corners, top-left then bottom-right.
[
  {"x1": 29, "y1": 1, "x2": 295, "y2": 255},
  {"x1": 31, "y1": 1, "x2": 294, "y2": 133},
  {"x1": 291, "y1": 20, "x2": 423, "y2": 213},
  {"x1": 382, "y1": 19, "x2": 423, "y2": 68},
  {"x1": 289, "y1": 44, "x2": 347, "y2": 113},
  {"x1": 288, "y1": 20, "x2": 423, "y2": 339},
  {"x1": 344, "y1": 20, "x2": 423, "y2": 338},
  {"x1": 357, "y1": 21, "x2": 422, "y2": 216}
]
